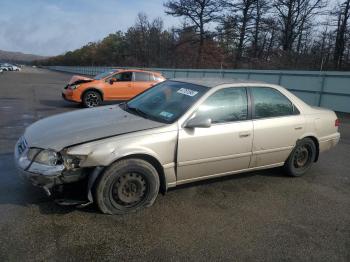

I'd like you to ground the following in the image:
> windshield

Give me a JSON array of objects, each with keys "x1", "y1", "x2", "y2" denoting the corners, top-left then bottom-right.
[
  {"x1": 94, "y1": 69, "x2": 119, "y2": 80},
  {"x1": 125, "y1": 80, "x2": 209, "y2": 123}
]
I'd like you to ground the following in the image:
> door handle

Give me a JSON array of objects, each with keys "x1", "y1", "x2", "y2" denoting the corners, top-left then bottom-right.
[
  {"x1": 239, "y1": 132, "x2": 251, "y2": 138},
  {"x1": 294, "y1": 126, "x2": 303, "y2": 130}
]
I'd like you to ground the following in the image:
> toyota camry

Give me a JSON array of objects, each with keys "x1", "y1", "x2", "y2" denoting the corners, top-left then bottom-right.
[{"x1": 15, "y1": 78, "x2": 340, "y2": 214}]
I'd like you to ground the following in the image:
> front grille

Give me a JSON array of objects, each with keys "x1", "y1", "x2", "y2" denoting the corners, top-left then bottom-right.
[{"x1": 17, "y1": 137, "x2": 28, "y2": 155}]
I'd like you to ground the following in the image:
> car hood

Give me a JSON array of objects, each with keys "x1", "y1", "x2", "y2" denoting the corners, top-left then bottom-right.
[
  {"x1": 24, "y1": 105, "x2": 166, "y2": 151},
  {"x1": 68, "y1": 75, "x2": 93, "y2": 85}
]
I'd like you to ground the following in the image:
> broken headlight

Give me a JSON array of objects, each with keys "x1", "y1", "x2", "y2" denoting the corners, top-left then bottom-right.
[
  {"x1": 27, "y1": 148, "x2": 41, "y2": 161},
  {"x1": 69, "y1": 84, "x2": 80, "y2": 90},
  {"x1": 63, "y1": 155, "x2": 87, "y2": 169},
  {"x1": 27, "y1": 148, "x2": 61, "y2": 166}
]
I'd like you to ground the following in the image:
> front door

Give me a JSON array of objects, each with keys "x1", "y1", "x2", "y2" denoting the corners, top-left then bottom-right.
[
  {"x1": 105, "y1": 71, "x2": 133, "y2": 100},
  {"x1": 177, "y1": 87, "x2": 253, "y2": 183}
]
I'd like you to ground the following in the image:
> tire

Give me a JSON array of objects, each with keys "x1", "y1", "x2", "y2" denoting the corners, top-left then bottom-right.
[
  {"x1": 95, "y1": 159, "x2": 160, "y2": 215},
  {"x1": 284, "y1": 138, "x2": 317, "y2": 177},
  {"x1": 82, "y1": 90, "x2": 102, "y2": 108}
]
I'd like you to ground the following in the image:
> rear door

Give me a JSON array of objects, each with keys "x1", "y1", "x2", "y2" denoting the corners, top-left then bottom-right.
[
  {"x1": 249, "y1": 87, "x2": 305, "y2": 167},
  {"x1": 177, "y1": 87, "x2": 253, "y2": 183},
  {"x1": 132, "y1": 72, "x2": 156, "y2": 96}
]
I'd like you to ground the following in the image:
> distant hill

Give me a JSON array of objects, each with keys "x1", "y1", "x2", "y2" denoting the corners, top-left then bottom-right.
[{"x1": 0, "y1": 50, "x2": 48, "y2": 64}]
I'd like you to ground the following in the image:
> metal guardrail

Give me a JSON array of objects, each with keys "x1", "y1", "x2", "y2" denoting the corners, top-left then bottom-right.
[{"x1": 45, "y1": 66, "x2": 350, "y2": 113}]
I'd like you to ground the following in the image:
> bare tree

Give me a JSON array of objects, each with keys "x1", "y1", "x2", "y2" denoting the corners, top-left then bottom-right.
[
  {"x1": 251, "y1": 0, "x2": 270, "y2": 58},
  {"x1": 262, "y1": 18, "x2": 279, "y2": 61},
  {"x1": 273, "y1": 0, "x2": 326, "y2": 52},
  {"x1": 221, "y1": 0, "x2": 257, "y2": 65},
  {"x1": 333, "y1": 0, "x2": 350, "y2": 69},
  {"x1": 217, "y1": 15, "x2": 239, "y2": 63},
  {"x1": 164, "y1": 0, "x2": 221, "y2": 66}
]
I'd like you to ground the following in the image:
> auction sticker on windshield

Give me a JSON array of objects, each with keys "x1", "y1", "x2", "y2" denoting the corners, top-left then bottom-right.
[{"x1": 177, "y1": 88, "x2": 198, "y2": 97}]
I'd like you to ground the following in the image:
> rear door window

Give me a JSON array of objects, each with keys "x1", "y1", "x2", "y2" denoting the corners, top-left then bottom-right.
[
  {"x1": 134, "y1": 72, "x2": 152, "y2": 81},
  {"x1": 251, "y1": 87, "x2": 297, "y2": 119}
]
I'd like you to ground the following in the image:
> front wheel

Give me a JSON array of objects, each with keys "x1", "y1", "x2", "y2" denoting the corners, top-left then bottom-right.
[
  {"x1": 82, "y1": 90, "x2": 102, "y2": 108},
  {"x1": 284, "y1": 138, "x2": 317, "y2": 177},
  {"x1": 94, "y1": 159, "x2": 160, "y2": 215}
]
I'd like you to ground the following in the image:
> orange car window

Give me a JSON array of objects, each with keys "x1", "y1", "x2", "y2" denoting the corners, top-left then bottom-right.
[
  {"x1": 113, "y1": 72, "x2": 132, "y2": 82},
  {"x1": 134, "y1": 72, "x2": 152, "y2": 81},
  {"x1": 154, "y1": 75, "x2": 163, "y2": 81}
]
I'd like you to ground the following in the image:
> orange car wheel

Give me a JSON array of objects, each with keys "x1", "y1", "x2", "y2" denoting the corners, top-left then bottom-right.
[{"x1": 82, "y1": 90, "x2": 102, "y2": 108}]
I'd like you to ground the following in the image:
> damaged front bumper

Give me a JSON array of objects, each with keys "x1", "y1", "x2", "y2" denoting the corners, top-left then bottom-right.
[
  {"x1": 14, "y1": 137, "x2": 95, "y2": 203},
  {"x1": 15, "y1": 138, "x2": 63, "y2": 190}
]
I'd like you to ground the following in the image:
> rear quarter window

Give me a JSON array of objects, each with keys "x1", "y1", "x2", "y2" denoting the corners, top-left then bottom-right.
[{"x1": 154, "y1": 74, "x2": 163, "y2": 81}]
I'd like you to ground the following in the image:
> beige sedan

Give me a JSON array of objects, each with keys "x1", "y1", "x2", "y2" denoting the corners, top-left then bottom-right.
[{"x1": 15, "y1": 78, "x2": 340, "y2": 214}]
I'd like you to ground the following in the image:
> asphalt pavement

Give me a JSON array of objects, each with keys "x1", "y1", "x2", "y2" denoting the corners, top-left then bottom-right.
[{"x1": 0, "y1": 67, "x2": 349, "y2": 261}]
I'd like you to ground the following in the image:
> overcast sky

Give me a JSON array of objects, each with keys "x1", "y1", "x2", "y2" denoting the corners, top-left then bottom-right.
[
  {"x1": 0, "y1": 0, "x2": 179, "y2": 56},
  {"x1": 0, "y1": 0, "x2": 339, "y2": 56}
]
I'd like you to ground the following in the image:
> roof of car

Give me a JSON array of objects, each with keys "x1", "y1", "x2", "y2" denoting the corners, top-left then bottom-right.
[
  {"x1": 118, "y1": 68, "x2": 163, "y2": 75},
  {"x1": 170, "y1": 78, "x2": 266, "y2": 88}
]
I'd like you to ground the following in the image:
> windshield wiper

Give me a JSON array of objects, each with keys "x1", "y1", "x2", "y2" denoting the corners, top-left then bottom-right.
[
  {"x1": 126, "y1": 105, "x2": 149, "y2": 119},
  {"x1": 123, "y1": 103, "x2": 169, "y2": 123},
  {"x1": 119, "y1": 102, "x2": 127, "y2": 109}
]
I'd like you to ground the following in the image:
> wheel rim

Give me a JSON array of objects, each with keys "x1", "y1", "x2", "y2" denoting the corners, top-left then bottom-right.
[
  {"x1": 293, "y1": 145, "x2": 311, "y2": 168},
  {"x1": 85, "y1": 93, "x2": 99, "y2": 107},
  {"x1": 111, "y1": 173, "x2": 148, "y2": 207}
]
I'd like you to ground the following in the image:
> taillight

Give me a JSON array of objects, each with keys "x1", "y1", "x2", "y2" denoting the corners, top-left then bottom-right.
[{"x1": 335, "y1": 119, "x2": 340, "y2": 127}]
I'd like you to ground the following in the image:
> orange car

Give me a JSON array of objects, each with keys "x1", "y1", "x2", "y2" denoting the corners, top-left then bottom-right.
[{"x1": 62, "y1": 69, "x2": 165, "y2": 107}]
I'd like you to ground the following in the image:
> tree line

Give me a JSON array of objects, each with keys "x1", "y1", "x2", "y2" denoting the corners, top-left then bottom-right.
[{"x1": 40, "y1": 0, "x2": 350, "y2": 71}]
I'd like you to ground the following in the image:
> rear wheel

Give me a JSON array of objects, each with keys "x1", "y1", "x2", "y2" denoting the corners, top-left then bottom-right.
[
  {"x1": 82, "y1": 90, "x2": 102, "y2": 108},
  {"x1": 284, "y1": 138, "x2": 316, "y2": 177},
  {"x1": 95, "y1": 159, "x2": 160, "y2": 215}
]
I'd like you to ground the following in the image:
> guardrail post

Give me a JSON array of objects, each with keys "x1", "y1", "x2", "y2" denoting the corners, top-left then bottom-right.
[
  {"x1": 278, "y1": 73, "x2": 282, "y2": 85},
  {"x1": 318, "y1": 75, "x2": 326, "y2": 106}
]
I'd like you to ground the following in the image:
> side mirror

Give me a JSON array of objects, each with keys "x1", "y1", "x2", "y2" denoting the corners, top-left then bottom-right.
[
  {"x1": 184, "y1": 116, "x2": 212, "y2": 128},
  {"x1": 109, "y1": 78, "x2": 115, "y2": 85}
]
